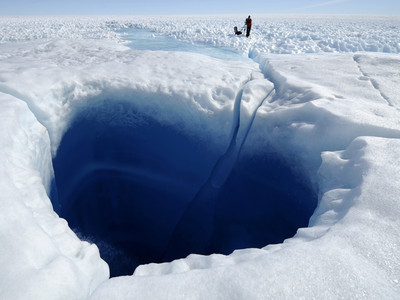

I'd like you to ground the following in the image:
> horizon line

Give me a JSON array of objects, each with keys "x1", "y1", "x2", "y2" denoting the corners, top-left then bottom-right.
[{"x1": 1, "y1": 12, "x2": 400, "y2": 17}]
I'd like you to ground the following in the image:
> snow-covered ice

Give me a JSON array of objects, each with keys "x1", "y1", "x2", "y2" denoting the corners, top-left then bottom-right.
[{"x1": 0, "y1": 15, "x2": 400, "y2": 299}]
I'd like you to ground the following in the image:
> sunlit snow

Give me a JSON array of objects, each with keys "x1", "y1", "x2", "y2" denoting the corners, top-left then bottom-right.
[{"x1": 0, "y1": 15, "x2": 399, "y2": 299}]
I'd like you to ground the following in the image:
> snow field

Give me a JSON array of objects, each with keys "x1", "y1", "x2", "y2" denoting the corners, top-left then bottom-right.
[
  {"x1": 1, "y1": 15, "x2": 400, "y2": 55},
  {"x1": 117, "y1": 15, "x2": 400, "y2": 55},
  {"x1": 0, "y1": 15, "x2": 399, "y2": 299},
  {"x1": 246, "y1": 52, "x2": 400, "y2": 182}
]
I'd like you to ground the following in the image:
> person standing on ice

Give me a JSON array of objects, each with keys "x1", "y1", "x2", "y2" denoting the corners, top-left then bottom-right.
[{"x1": 245, "y1": 15, "x2": 252, "y2": 38}]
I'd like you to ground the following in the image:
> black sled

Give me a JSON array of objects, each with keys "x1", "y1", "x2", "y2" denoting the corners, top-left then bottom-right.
[{"x1": 234, "y1": 26, "x2": 242, "y2": 35}]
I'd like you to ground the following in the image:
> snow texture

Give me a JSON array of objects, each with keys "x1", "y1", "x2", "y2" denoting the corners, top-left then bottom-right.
[{"x1": 0, "y1": 15, "x2": 400, "y2": 299}]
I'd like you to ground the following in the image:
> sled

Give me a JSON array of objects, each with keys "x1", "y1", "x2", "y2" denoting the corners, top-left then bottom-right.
[{"x1": 234, "y1": 26, "x2": 242, "y2": 35}]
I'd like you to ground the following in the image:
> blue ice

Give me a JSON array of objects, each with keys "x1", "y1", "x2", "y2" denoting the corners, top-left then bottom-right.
[
  {"x1": 52, "y1": 100, "x2": 317, "y2": 277},
  {"x1": 120, "y1": 29, "x2": 248, "y2": 61}
]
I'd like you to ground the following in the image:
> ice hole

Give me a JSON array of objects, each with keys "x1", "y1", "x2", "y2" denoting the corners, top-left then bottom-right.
[{"x1": 52, "y1": 100, "x2": 317, "y2": 277}]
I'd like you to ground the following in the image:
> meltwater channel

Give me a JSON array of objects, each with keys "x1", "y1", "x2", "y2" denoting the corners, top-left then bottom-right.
[
  {"x1": 120, "y1": 28, "x2": 248, "y2": 60},
  {"x1": 52, "y1": 30, "x2": 317, "y2": 277}
]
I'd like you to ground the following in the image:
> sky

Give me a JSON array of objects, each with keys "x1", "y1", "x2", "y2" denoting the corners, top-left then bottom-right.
[{"x1": 0, "y1": 0, "x2": 399, "y2": 15}]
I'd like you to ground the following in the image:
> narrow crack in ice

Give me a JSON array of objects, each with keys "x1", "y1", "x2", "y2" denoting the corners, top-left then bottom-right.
[
  {"x1": 353, "y1": 54, "x2": 394, "y2": 108},
  {"x1": 163, "y1": 79, "x2": 276, "y2": 260}
]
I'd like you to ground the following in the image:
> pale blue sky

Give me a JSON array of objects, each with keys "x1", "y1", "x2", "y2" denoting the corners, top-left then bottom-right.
[{"x1": 0, "y1": 0, "x2": 399, "y2": 15}]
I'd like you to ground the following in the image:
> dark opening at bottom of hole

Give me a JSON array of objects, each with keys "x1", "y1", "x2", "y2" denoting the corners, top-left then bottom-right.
[{"x1": 52, "y1": 103, "x2": 317, "y2": 277}]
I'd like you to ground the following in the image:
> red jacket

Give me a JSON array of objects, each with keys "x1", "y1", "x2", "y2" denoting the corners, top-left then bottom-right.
[{"x1": 246, "y1": 17, "x2": 252, "y2": 27}]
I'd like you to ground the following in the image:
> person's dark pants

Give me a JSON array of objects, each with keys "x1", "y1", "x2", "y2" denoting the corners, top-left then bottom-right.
[{"x1": 246, "y1": 26, "x2": 251, "y2": 37}]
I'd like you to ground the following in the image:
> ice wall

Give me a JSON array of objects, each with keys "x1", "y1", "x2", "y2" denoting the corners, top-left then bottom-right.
[{"x1": 0, "y1": 93, "x2": 108, "y2": 299}]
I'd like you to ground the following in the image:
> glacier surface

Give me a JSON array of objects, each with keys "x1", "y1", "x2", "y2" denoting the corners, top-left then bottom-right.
[{"x1": 0, "y1": 15, "x2": 400, "y2": 299}]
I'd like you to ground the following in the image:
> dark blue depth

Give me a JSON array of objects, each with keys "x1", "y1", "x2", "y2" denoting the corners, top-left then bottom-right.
[{"x1": 52, "y1": 101, "x2": 317, "y2": 277}]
